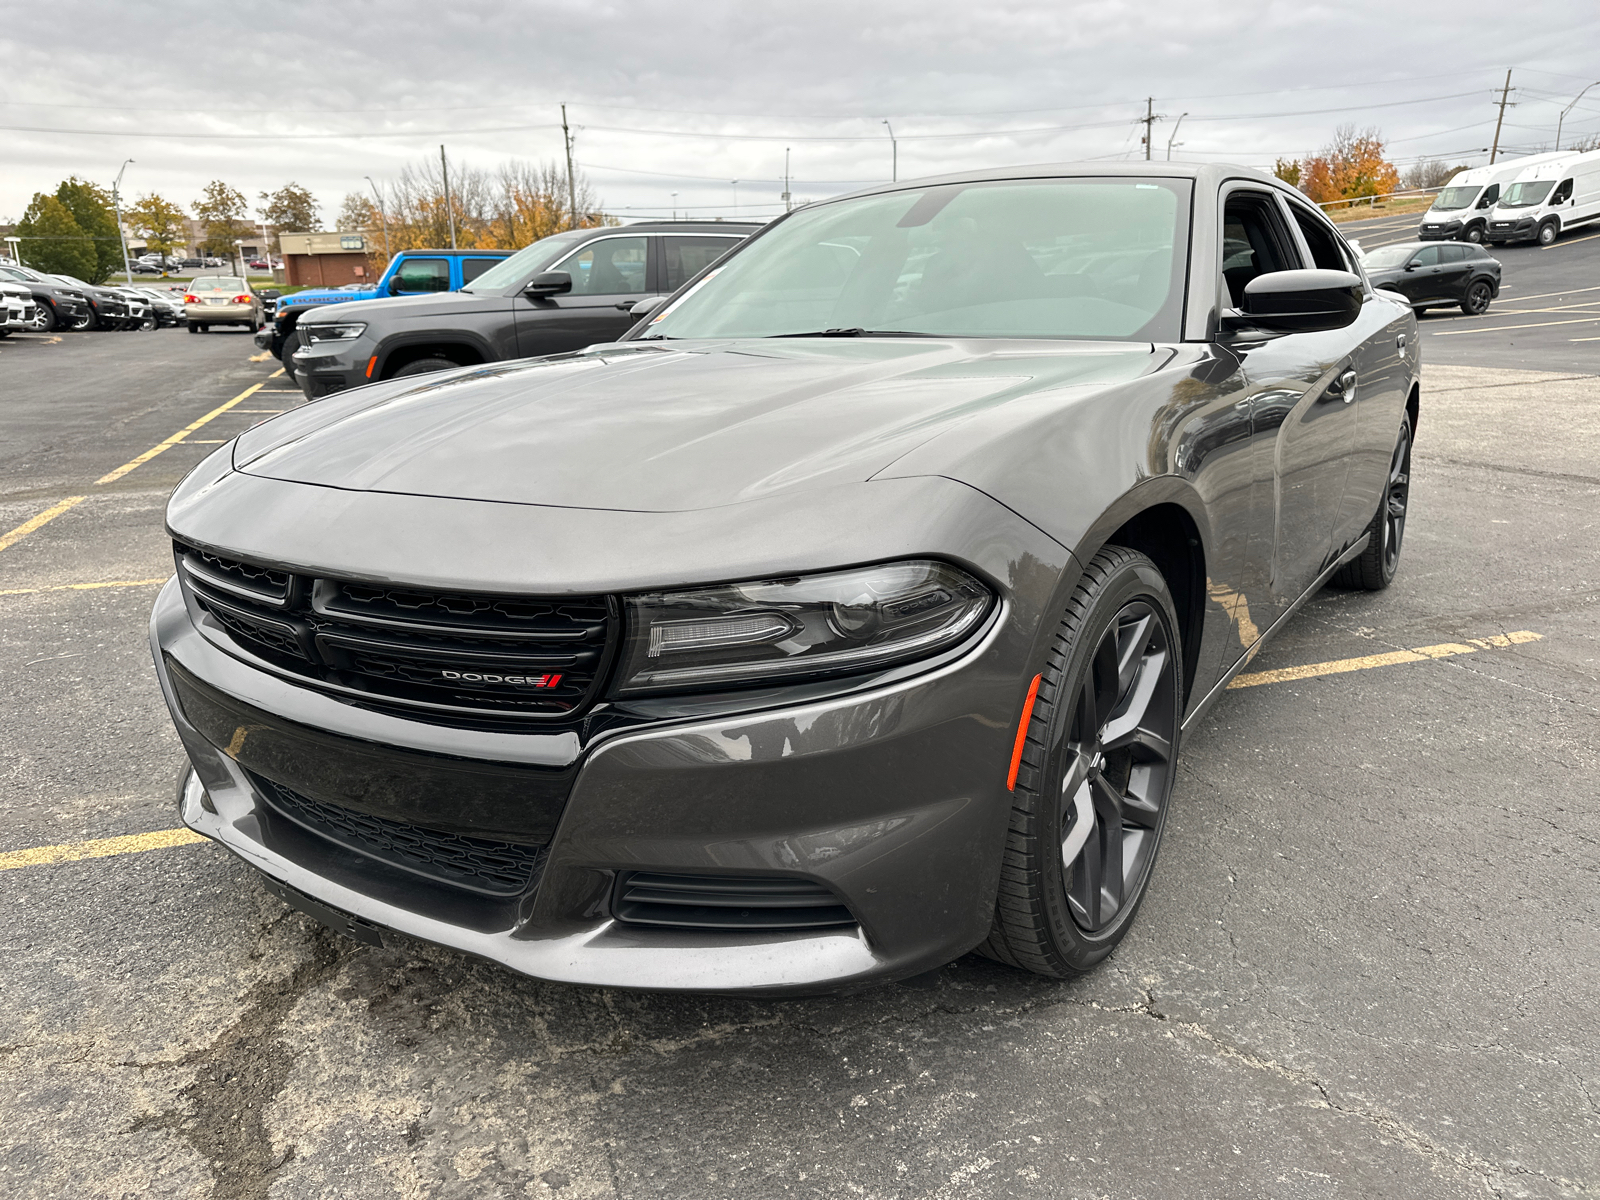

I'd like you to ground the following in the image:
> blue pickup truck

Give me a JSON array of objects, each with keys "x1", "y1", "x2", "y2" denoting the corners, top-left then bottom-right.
[{"x1": 256, "y1": 248, "x2": 510, "y2": 379}]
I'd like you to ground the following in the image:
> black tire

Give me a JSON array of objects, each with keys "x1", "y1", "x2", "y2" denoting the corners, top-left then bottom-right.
[
  {"x1": 187, "y1": 321, "x2": 200, "y2": 334},
  {"x1": 1461, "y1": 280, "x2": 1492, "y2": 316},
  {"x1": 32, "y1": 303, "x2": 56, "y2": 333},
  {"x1": 1333, "y1": 415, "x2": 1412, "y2": 591},
  {"x1": 980, "y1": 546, "x2": 1183, "y2": 977},
  {"x1": 1537, "y1": 220, "x2": 1559, "y2": 247},
  {"x1": 278, "y1": 329, "x2": 303, "y2": 381},
  {"x1": 1463, "y1": 224, "x2": 1485, "y2": 244},
  {"x1": 390, "y1": 356, "x2": 457, "y2": 378},
  {"x1": 72, "y1": 308, "x2": 95, "y2": 331}
]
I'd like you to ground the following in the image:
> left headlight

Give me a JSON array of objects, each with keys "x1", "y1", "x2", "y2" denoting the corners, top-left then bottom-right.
[
  {"x1": 303, "y1": 322, "x2": 366, "y2": 342},
  {"x1": 615, "y1": 559, "x2": 995, "y2": 695}
]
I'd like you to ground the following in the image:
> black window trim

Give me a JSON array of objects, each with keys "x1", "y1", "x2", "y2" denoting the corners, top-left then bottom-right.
[
  {"x1": 1218, "y1": 182, "x2": 1305, "y2": 315},
  {"x1": 1277, "y1": 190, "x2": 1372, "y2": 295}
]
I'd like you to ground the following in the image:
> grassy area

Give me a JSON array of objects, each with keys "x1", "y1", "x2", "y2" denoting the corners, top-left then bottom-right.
[{"x1": 1324, "y1": 195, "x2": 1433, "y2": 224}]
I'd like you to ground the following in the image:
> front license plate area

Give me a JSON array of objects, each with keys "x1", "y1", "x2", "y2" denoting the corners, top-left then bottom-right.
[{"x1": 260, "y1": 875, "x2": 385, "y2": 947}]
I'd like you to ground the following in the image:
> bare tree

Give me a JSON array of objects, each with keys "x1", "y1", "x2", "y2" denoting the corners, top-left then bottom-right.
[{"x1": 1402, "y1": 159, "x2": 1470, "y2": 190}]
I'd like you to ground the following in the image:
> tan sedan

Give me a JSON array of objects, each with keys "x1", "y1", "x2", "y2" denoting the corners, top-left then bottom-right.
[{"x1": 184, "y1": 276, "x2": 261, "y2": 333}]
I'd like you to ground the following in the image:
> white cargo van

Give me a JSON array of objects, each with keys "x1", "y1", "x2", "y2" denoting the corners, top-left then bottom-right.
[
  {"x1": 1487, "y1": 149, "x2": 1600, "y2": 246},
  {"x1": 1417, "y1": 152, "x2": 1569, "y2": 243}
]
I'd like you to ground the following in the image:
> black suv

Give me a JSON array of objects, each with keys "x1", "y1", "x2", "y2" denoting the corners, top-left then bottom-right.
[
  {"x1": 292, "y1": 222, "x2": 759, "y2": 398},
  {"x1": 1360, "y1": 241, "x2": 1502, "y2": 315}
]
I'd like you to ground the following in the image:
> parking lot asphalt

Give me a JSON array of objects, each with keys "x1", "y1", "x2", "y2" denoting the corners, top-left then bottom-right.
[{"x1": 2, "y1": 314, "x2": 1597, "y2": 1198}]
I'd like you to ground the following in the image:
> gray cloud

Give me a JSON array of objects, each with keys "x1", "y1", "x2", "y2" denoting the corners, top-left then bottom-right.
[{"x1": 2, "y1": 0, "x2": 1597, "y2": 223}]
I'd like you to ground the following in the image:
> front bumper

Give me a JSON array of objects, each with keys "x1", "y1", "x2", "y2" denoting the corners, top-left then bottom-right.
[
  {"x1": 1488, "y1": 217, "x2": 1537, "y2": 242},
  {"x1": 151, "y1": 556, "x2": 1030, "y2": 993},
  {"x1": 1417, "y1": 219, "x2": 1463, "y2": 240},
  {"x1": 291, "y1": 336, "x2": 372, "y2": 397}
]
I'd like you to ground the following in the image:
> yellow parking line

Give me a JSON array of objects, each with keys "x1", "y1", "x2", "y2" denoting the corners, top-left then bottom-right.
[
  {"x1": 0, "y1": 577, "x2": 166, "y2": 597},
  {"x1": 1229, "y1": 630, "x2": 1541, "y2": 689},
  {"x1": 0, "y1": 496, "x2": 87, "y2": 555},
  {"x1": 0, "y1": 828, "x2": 207, "y2": 871},
  {"x1": 94, "y1": 382, "x2": 264, "y2": 484},
  {"x1": 1431, "y1": 316, "x2": 1600, "y2": 337}
]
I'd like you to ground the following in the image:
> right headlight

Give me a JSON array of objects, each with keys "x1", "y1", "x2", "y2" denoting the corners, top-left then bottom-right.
[
  {"x1": 615, "y1": 559, "x2": 995, "y2": 695},
  {"x1": 303, "y1": 322, "x2": 366, "y2": 342}
]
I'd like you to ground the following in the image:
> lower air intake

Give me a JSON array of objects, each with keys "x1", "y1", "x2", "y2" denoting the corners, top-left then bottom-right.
[{"x1": 613, "y1": 872, "x2": 856, "y2": 931}]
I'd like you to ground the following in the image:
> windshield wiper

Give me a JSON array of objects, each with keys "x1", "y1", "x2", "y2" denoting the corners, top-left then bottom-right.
[{"x1": 770, "y1": 328, "x2": 935, "y2": 338}]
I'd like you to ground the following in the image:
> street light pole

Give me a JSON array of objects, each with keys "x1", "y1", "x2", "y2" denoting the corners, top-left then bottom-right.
[
  {"x1": 1556, "y1": 82, "x2": 1600, "y2": 150},
  {"x1": 364, "y1": 175, "x2": 391, "y2": 260},
  {"x1": 111, "y1": 158, "x2": 135, "y2": 284},
  {"x1": 1166, "y1": 113, "x2": 1188, "y2": 160},
  {"x1": 883, "y1": 120, "x2": 897, "y2": 182}
]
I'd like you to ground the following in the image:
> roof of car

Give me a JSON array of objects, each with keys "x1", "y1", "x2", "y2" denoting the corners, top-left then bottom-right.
[{"x1": 818, "y1": 160, "x2": 1292, "y2": 207}]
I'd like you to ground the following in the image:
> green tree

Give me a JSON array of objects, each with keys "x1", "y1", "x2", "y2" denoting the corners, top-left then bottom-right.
[
  {"x1": 193, "y1": 180, "x2": 249, "y2": 257},
  {"x1": 128, "y1": 193, "x2": 189, "y2": 259},
  {"x1": 258, "y1": 182, "x2": 320, "y2": 253},
  {"x1": 55, "y1": 176, "x2": 122, "y2": 283},
  {"x1": 14, "y1": 193, "x2": 96, "y2": 279},
  {"x1": 1273, "y1": 158, "x2": 1302, "y2": 188}
]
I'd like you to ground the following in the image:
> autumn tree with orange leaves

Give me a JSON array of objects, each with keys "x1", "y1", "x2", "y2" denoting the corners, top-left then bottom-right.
[{"x1": 1289, "y1": 126, "x2": 1401, "y2": 206}]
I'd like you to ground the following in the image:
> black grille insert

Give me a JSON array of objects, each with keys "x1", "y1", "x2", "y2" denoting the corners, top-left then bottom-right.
[
  {"x1": 175, "y1": 541, "x2": 614, "y2": 721},
  {"x1": 253, "y1": 773, "x2": 546, "y2": 897},
  {"x1": 614, "y1": 872, "x2": 857, "y2": 931}
]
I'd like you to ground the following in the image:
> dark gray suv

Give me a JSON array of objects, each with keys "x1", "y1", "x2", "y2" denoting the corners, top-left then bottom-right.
[{"x1": 291, "y1": 222, "x2": 758, "y2": 398}]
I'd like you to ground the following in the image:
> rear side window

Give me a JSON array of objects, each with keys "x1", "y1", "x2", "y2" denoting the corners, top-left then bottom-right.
[
  {"x1": 663, "y1": 236, "x2": 743, "y2": 292},
  {"x1": 392, "y1": 258, "x2": 450, "y2": 293},
  {"x1": 1439, "y1": 245, "x2": 1470, "y2": 263},
  {"x1": 1288, "y1": 205, "x2": 1355, "y2": 272},
  {"x1": 461, "y1": 257, "x2": 501, "y2": 284}
]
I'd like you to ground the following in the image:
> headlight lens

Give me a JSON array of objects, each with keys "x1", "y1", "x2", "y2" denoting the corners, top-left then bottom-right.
[
  {"x1": 616, "y1": 560, "x2": 994, "y2": 695},
  {"x1": 304, "y1": 322, "x2": 366, "y2": 342}
]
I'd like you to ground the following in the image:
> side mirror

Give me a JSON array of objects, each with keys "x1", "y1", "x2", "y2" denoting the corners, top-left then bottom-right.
[
  {"x1": 524, "y1": 271, "x2": 572, "y2": 298},
  {"x1": 1403, "y1": 260, "x2": 1420, "y2": 271},
  {"x1": 1237, "y1": 269, "x2": 1363, "y2": 335},
  {"x1": 387, "y1": 275, "x2": 405, "y2": 295}
]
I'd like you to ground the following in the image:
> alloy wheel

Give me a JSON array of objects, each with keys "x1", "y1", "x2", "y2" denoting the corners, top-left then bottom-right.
[
  {"x1": 1380, "y1": 421, "x2": 1412, "y2": 575},
  {"x1": 1058, "y1": 600, "x2": 1178, "y2": 934},
  {"x1": 1464, "y1": 281, "x2": 1492, "y2": 315}
]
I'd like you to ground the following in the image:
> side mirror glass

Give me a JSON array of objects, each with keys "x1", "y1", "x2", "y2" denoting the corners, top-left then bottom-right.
[
  {"x1": 1237, "y1": 269, "x2": 1363, "y2": 335},
  {"x1": 524, "y1": 271, "x2": 572, "y2": 298}
]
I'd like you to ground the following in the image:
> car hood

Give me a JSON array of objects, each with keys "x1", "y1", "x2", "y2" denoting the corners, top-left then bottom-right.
[
  {"x1": 235, "y1": 339, "x2": 1166, "y2": 512},
  {"x1": 297, "y1": 290, "x2": 507, "y2": 325},
  {"x1": 282, "y1": 286, "x2": 380, "y2": 311}
]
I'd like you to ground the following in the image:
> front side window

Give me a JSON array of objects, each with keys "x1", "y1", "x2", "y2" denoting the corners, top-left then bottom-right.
[
  {"x1": 663, "y1": 236, "x2": 742, "y2": 292},
  {"x1": 1410, "y1": 246, "x2": 1442, "y2": 267},
  {"x1": 1552, "y1": 180, "x2": 1574, "y2": 204},
  {"x1": 1502, "y1": 180, "x2": 1554, "y2": 208},
  {"x1": 1477, "y1": 185, "x2": 1499, "y2": 208},
  {"x1": 553, "y1": 236, "x2": 648, "y2": 295},
  {"x1": 391, "y1": 257, "x2": 450, "y2": 293},
  {"x1": 1221, "y1": 190, "x2": 1300, "y2": 307},
  {"x1": 461, "y1": 231, "x2": 587, "y2": 293},
  {"x1": 645, "y1": 177, "x2": 1191, "y2": 342}
]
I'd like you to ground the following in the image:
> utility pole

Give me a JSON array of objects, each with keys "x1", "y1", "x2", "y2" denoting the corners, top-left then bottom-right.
[
  {"x1": 440, "y1": 145, "x2": 457, "y2": 249},
  {"x1": 111, "y1": 158, "x2": 135, "y2": 284},
  {"x1": 1166, "y1": 113, "x2": 1188, "y2": 161},
  {"x1": 561, "y1": 104, "x2": 579, "y2": 229},
  {"x1": 883, "y1": 119, "x2": 897, "y2": 182},
  {"x1": 782, "y1": 148, "x2": 792, "y2": 212},
  {"x1": 1140, "y1": 98, "x2": 1166, "y2": 161},
  {"x1": 1489, "y1": 70, "x2": 1514, "y2": 164},
  {"x1": 1557, "y1": 81, "x2": 1600, "y2": 150},
  {"x1": 364, "y1": 175, "x2": 391, "y2": 261},
  {"x1": 731, "y1": 179, "x2": 739, "y2": 216}
]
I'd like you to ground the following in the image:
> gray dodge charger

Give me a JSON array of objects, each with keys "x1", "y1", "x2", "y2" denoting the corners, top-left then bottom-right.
[{"x1": 153, "y1": 162, "x2": 1419, "y2": 993}]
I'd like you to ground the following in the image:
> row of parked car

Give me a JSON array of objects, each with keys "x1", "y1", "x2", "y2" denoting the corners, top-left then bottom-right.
[
  {"x1": 1416, "y1": 146, "x2": 1600, "y2": 245},
  {"x1": 0, "y1": 264, "x2": 283, "y2": 335}
]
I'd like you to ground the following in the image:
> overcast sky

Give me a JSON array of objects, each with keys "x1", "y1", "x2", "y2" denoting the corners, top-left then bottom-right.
[{"x1": 4, "y1": 1, "x2": 1599, "y2": 227}]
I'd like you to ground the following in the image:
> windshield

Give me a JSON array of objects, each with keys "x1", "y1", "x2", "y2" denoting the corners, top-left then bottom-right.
[
  {"x1": 0, "y1": 265, "x2": 44, "y2": 282},
  {"x1": 1361, "y1": 245, "x2": 1419, "y2": 270},
  {"x1": 191, "y1": 276, "x2": 247, "y2": 291},
  {"x1": 1501, "y1": 180, "x2": 1554, "y2": 208},
  {"x1": 461, "y1": 230, "x2": 590, "y2": 292},
  {"x1": 642, "y1": 177, "x2": 1191, "y2": 342},
  {"x1": 1431, "y1": 186, "x2": 1479, "y2": 211},
  {"x1": 52, "y1": 275, "x2": 93, "y2": 288}
]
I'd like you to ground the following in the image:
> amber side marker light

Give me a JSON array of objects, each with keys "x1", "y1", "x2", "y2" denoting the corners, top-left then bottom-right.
[
  {"x1": 365, "y1": 355, "x2": 378, "y2": 378},
  {"x1": 1006, "y1": 673, "x2": 1042, "y2": 791}
]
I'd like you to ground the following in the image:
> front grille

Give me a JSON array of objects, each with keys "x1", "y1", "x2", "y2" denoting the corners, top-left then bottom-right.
[
  {"x1": 175, "y1": 541, "x2": 615, "y2": 722},
  {"x1": 613, "y1": 872, "x2": 857, "y2": 931},
  {"x1": 253, "y1": 773, "x2": 545, "y2": 897}
]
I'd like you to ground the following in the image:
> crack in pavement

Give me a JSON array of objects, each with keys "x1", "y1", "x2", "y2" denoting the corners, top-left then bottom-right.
[{"x1": 126, "y1": 924, "x2": 347, "y2": 1200}]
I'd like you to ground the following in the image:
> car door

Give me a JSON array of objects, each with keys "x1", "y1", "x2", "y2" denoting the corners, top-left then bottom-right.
[
  {"x1": 388, "y1": 256, "x2": 451, "y2": 297},
  {"x1": 513, "y1": 234, "x2": 650, "y2": 357},
  {"x1": 1219, "y1": 186, "x2": 1359, "y2": 627},
  {"x1": 1435, "y1": 244, "x2": 1473, "y2": 302},
  {"x1": 1390, "y1": 244, "x2": 1442, "y2": 304},
  {"x1": 1286, "y1": 199, "x2": 1412, "y2": 555}
]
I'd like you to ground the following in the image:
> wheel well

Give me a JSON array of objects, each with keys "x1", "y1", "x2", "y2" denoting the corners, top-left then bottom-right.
[
  {"x1": 1105, "y1": 504, "x2": 1205, "y2": 704},
  {"x1": 1406, "y1": 383, "x2": 1420, "y2": 438},
  {"x1": 380, "y1": 342, "x2": 485, "y2": 378}
]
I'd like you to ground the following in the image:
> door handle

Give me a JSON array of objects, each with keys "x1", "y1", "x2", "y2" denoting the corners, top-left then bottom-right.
[{"x1": 1325, "y1": 368, "x2": 1358, "y2": 404}]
